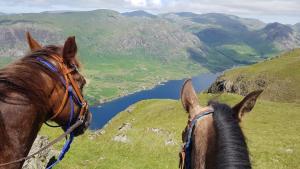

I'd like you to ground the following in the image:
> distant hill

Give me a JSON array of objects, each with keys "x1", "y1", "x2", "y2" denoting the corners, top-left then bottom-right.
[
  {"x1": 122, "y1": 10, "x2": 156, "y2": 18},
  {"x1": 1, "y1": 10, "x2": 298, "y2": 70},
  {"x1": 1, "y1": 9, "x2": 300, "y2": 103},
  {"x1": 293, "y1": 23, "x2": 300, "y2": 32},
  {"x1": 260, "y1": 22, "x2": 300, "y2": 50},
  {"x1": 208, "y1": 49, "x2": 300, "y2": 103}
]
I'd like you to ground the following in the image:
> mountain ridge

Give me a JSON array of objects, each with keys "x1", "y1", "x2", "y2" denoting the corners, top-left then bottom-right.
[{"x1": 1, "y1": 9, "x2": 300, "y2": 103}]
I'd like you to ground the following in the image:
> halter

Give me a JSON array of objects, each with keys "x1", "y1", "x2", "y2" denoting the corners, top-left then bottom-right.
[
  {"x1": 179, "y1": 109, "x2": 214, "y2": 169},
  {"x1": 0, "y1": 55, "x2": 89, "y2": 168}
]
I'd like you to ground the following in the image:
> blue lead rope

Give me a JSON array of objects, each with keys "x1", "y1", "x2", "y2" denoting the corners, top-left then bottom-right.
[{"x1": 46, "y1": 86, "x2": 75, "y2": 169}]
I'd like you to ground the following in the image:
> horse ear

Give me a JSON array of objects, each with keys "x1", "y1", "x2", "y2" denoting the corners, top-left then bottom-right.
[
  {"x1": 180, "y1": 79, "x2": 201, "y2": 117},
  {"x1": 26, "y1": 32, "x2": 42, "y2": 51},
  {"x1": 232, "y1": 90, "x2": 263, "y2": 122},
  {"x1": 62, "y1": 36, "x2": 77, "y2": 64}
]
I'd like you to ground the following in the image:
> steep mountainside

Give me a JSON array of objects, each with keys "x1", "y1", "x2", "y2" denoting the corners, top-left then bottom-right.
[
  {"x1": 161, "y1": 12, "x2": 285, "y2": 67},
  {"x1": 294, "y1": 23, "x2": 300, "y2": 32},
  {"x1": 208, "y1": 49, "x2": 300, "y2": 103},
  {"x1": 260, "y1": 22, "x2": 300, "y2": 50},
  {"x1": 0, "y1": 10, "x2": 207, "y2": 104},
  {"x1": 1, "y1": 10, "x2": 299, "y2": 103}
]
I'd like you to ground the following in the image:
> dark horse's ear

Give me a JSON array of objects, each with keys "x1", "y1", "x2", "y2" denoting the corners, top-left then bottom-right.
[
  {"x1": 62, "y1": 36, "x2": 77, "y2": 64},
  {"x1": 26, "y1": 32, "x2": 42, "y2": 51},
  {"x1": 232, "y1": 90, "x2": 263, "y2": 122},
  {"x1": 180, "y1": 79, "x2": 201, "y2": 117}
]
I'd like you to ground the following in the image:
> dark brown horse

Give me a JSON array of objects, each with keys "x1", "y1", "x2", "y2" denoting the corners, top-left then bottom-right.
[
  {"x1": 179, "y1": 79, "x2": 262, "y2": 169},
  {"x1": 0, "y1": 33, "x2": 92, "y2": 169}
]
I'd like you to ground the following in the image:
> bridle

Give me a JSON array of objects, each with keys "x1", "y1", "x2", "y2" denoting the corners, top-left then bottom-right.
[
  {"x1": 38, "y1": 54, "x2": 88, "y2": 121},
  {"x1": 179, "y1": 108, "x2": 214, "y2": 169},
  {"x1": 0, "y1": 54, "x2": 89, "y2": 168}
]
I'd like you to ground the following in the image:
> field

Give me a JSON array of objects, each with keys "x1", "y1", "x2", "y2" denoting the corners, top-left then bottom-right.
[
  {"x1": 40, "y1": 93, "x2": 300, "y2": 169},
  {"x1": 81, "y1": 53, "x2": 205, "y2": 105}
]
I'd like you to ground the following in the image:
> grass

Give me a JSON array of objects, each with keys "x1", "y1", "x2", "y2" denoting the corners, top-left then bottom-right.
[
  {"x1": 218, "y1": 48, "x2": 300, "y2": 103},
  {"x1": 0, "y1": 52, "x2": 206, "y2": 106},
  {"x1": 40, "y1": 93, "x2": 300, "y2": 169},
  {"x1": 81, "y1": 53, "x2": 206, "y2": 104}
]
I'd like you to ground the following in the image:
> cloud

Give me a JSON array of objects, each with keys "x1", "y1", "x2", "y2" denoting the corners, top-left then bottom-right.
[
  {"x1": 124, "y1": 0, "x2": 162, "y2": 7},
  {"x1": 125, "y1": 0, "x2": 147, "y2": 7},
  {"x1": 0, "y1": 0, "x2": 299, "y2": 24}
]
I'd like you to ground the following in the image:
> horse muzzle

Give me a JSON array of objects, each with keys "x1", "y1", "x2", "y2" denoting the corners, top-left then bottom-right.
[{"x1": 73, "y1": 110, "x2": 92, "y2": 136}]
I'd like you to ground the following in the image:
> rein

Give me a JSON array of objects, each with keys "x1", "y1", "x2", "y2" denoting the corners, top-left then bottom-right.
[
  {"x1": 179, "y1": 109, "x2": 214, "y2": 169},
  {"x1": 0, "y1": 55, "x2": 88, "y2": 168}
]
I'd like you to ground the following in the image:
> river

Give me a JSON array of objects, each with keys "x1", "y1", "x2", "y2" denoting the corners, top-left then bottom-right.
[{"x1": 89, "y1": 72, "x2": 219, "y2": 130}]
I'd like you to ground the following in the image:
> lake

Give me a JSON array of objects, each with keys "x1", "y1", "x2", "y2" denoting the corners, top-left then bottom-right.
[{"x1": 89, "y1": 72, "x2": 219, "y2": 130}]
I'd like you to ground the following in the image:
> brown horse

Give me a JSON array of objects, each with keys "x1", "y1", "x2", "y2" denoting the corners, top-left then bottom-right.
[
  {"x1": 0, "y1": 33, "x2": 92, "y2": 169},
  {"x1": 179, "y1": 79, "x2": 262, "y2": 169}
]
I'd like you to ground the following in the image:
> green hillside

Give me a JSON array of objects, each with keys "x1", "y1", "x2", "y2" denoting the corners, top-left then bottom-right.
[
  {"x1": 208, "y1": 49, "x2": 300, "y2": 103},
  {"x1": 40, "y1": 93, "x2": 300, "y2": 169},
  {"x1": 0, "y1": 10, "x2": 206, "y2": 104},
  {"x1": 1, "y1": 10, "x2": 299, "y2": 104}
]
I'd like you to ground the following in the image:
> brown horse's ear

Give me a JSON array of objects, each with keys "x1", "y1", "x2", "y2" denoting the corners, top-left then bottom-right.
[
  {"x1": 232, "y1": 90, "x2": 263, "y2": 122},
  {"x1": 26, "y1": 32, "x2": 42, "y2": 51},
  {"x1": 180, "y1": 79, "x2": 201, "y2": 117},
  {"x1": 62, "y1": 36, "x2": 77, "y2": 64}
]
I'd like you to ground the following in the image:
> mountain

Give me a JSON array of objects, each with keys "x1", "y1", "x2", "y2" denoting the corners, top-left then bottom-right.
[
  {"x1": 161, "y1": 12, "x2": 266, "y2": 31},
  {"x1": 0, "y1": 9, "x2": 205, "y2": 104},
  {"x1": 260, "y1": 22, "x2": 300, "y2": 50},
  {"x1": 208, "y1": 49, "x2": 300, "y2": 103},
  {"x1": 122, "y1": 10, "x2": 156, "y2": 18},
  {"x1": 161, "y1": 12, "x2": 280, "y2": 67},
  {"x1": 0, "y1": 9, "x2": 299, "y2": 103},
  {"x1": 293, "y1": 23, "x2": 300, "y2": 32}
]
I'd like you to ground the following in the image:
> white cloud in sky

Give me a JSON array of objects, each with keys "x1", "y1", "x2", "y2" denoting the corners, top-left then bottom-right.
[
  {"x1": 0, "y1": 0, "x2": 299, "y2": 24},
  {"x1": 124, "y1": 0, "x2": 162, "y2": 7},
  {"x1": 125, "y1": 0, "x2": 147, "y2": 7}
]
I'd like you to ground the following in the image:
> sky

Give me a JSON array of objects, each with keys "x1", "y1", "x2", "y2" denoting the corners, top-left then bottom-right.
[{"x1": 0, "y1": 0, "x2": 299, "y2": 24}]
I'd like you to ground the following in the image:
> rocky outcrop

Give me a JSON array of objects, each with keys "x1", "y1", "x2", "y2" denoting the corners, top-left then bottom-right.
[
  {"x1": 22, "y1": 135, "x2": 59, "y2": 169},
  {"x1": 207, "y1": 74, "x2": 268, "y2": 96}
]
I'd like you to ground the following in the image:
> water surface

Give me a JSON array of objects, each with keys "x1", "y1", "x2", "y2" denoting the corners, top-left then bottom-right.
[{"x1": 90, "y1": 73, "x2": 218, "y2": 130}]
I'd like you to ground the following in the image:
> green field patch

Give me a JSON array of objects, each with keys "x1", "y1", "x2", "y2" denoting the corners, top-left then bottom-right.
[{"x1": 40, "y1": 93, "x2": 300, "y2": 169}]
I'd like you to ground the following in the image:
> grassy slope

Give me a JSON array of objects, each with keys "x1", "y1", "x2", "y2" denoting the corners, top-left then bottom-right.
[
  {"x1": 0, "y1": 10, "x2": 206, "y2": 104},
  {"x1": 40, "y1": 93, "x2": 300, "y2": 169},
  {"x1": 217, "y1": 49, "x2": 300, "y2": 103}
]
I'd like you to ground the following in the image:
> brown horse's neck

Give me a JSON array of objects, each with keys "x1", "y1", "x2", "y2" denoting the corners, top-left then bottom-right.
[
  {"x1": 0, "y1": 100, "x2": 46, "y2": 169},
  {"x1": 0, "y1": 63, "x2": 57, "y2": 169},
  {"x1": 191, "y1": 114, "x2": 217, "y2": 169}
]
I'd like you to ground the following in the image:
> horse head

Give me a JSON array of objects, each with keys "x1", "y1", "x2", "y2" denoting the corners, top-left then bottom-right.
[
  {"x1": 26, "y1": 32, "x2": 92, "y2": 136},
  {"x1": 179, "y1": 79, "x2": 262, "y2": 169}
]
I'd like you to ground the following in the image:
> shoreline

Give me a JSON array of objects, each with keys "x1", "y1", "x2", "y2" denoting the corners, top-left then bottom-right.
[{"x1": 91, "y1": 72, "x2": 209, "y2": 107}]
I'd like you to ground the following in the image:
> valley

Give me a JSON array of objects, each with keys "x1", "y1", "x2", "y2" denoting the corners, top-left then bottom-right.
[
  {"x1": 37, "y1": 49, "x2": 300, "y2": 169},
  {"x1": 1, "y1": 10, "x2": 300, "y2": 105}
]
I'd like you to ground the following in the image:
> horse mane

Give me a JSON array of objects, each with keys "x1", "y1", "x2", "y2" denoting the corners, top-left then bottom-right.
[
  {"x1": 210, "y1": 101, "x2": 251, "y2": 169},
  {"x1": 0, "y1": 45, "x2": 73, "y2": 113}
]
